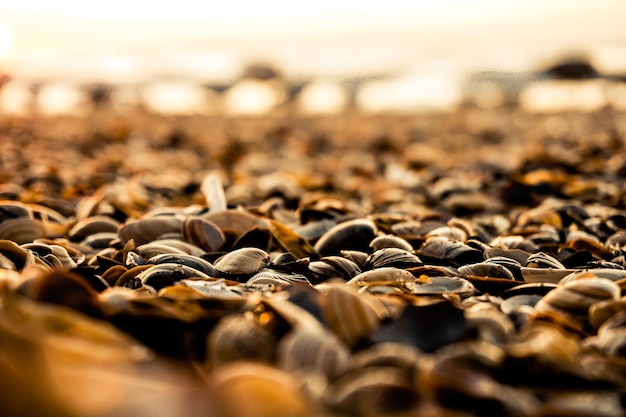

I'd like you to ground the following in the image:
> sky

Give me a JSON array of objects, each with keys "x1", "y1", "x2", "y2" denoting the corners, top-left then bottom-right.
[{"x1": 1, "y1": 0, "x2": 625, "y2": 81}]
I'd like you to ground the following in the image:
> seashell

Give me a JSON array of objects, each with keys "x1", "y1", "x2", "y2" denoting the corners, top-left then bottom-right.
[
  {"x1": 268, "y1": 253, "x2": 311, "y2": 276},
  {"x1": 339, "y1": 250, "x2": 369, "y2": 270},
  {"x1": 606, "y1": 230, "x2": 626, "y2": 248},
  {"x1": 277, "y1": 325, "x2": 351, "y2": 380},
  {"x1": 292, "y1": 218, "x2": 337, "y2": 242},
  {"x1": 390, "y1": 219, "x2": 424, "y2": 240},
  {"x1": 0, "y1": 200, "x2": 32, "y2": 220},
  {"x1": 318, "y1": 284, "x2": 385, "y2": 346},
  {"x1": 537, "y1": 391, "x2": 626, "y2": 417},
  {"x1": 347, "y1": 267, "x2": 416, "y2": 290},
  {"x1": 605, "y1": 213, "x2": 626, "y2": 232},
  {"x1": 500, "y1": 294, "x2": 542, "y2": 327},
  {"x1": 137, "y1": 263, "x2": 211, "y2": 291},
  {"x1": 535, "y1": 277, "x2": 620, "y2": 331},
  {"x1": 208, "y1": 362, "x2": 315, "y2": 417},
  {"x1": 458, "y1": 261, "x2": 515, "y2": 280},
  {"x1": 200, "y1": 171, "x2": 227, "y2": 212},
  {"x1": 100, "y1": 264, "x2": 128, "y2": 287},
  {"x1": 118, "y1": 215, "x2": 183, "y2": 246},
  {"x1": 147, "y1": 238, "x2": 205, "y2": 256},
  {"x1": 490, "y1": 234, "x2": 539, "y2": 252},
  {"x1": 113, "y1": 264, "x2": 152, "y2": 287},
  {"x1": 408, "y1": 276, "x2": 476, "y2": 297},
  {"x1": 368, "y1": 234, "x2": 413, "y2": 251},
  {"x1": 206, "y1": 314, "x2": 278, "y2": 369},
  {"x1": 505, "y1": 322, "x2": 582, "y2": 382},
  {"x1": 0, "y1": 252, "x2": 17, "y2": 270},
  {"x1": 500, "y1": 294, "x2": 542, "y2": 315},
  {"x1": 464, "y1": 302, "x2": 515, "y2": 345},
  {"x1": 347, "y1": 342, "x2": 422, "y2": 373},
  {"x1": 148, "y1": 253, "x2": 218, "y2": 277},
  {"x1": 372, "y1": 299, "x2": 466, "y2": 352},
  {"x1": 214, "y1": 247, "x2": 271, "y2": 278},
  {"x1": 125, "y1": 251, "x2": 147, "y2": 267},
  {"x1": 500, "y1": 282, "x2": 558, "y2": 298},
  {"x1": 67, "y1": 215, "x2": 120, "y2": 243},
  {"x1": 364, "y1": 248, "x2": 423, "y2": 270},
  {"x1": 417, "y1": 354, "x2": 539, "y2": 417},
  {"x1": 587, "y1": 311, "x2": 626, "y2": 356},
  {"x1": 247, "y1": 269, "x2": 310, "y2": 288},
  {"x1": 16, "y1": 270, "x2": 105, "y2": 319},
  {"x1": 426, "y1": 225, "x2": 468, "y2": 241},
  {"x1": 80, "y1": 231, "x2": 118, "y2": 250},
  {"x1": 179, "y1": 278, "x2": 244, "y2": 302},
  {"x1": 181, "y1": 216, "x2": 225, "y2": 252},
  {"x1": 525, "y1": 251, "x2": 565, "y2": 269},
  {"x1": 308, "y1": 256, "x2": 361, "y2": 284},
  {"x1": 560, "y1": 268, "x2": 626, "y2": 284},
  {"x1": 135, "y1": 242, "x2": 188, "y2": 259},
  {"x1": 313, "y1": 218, "x2": 377, "y2": 256},
  {"x1": 483, "y1": 256, "x2": 524, "y2": 280},
  {"x1": 515, "y1": 204, "x2": 562, "y2": 229},
  {"x1": 324, "y1": 366, "x2": 419, "y2": 416},
  {"x1": 588, "y1": 299, "x2": 626, "y2": 332},
  {"x1": 405, "y1": 264, "x2": 459, "y2": 277},
  {"x1": 435, "y1": 340, "x2": 506, "y2": 370},
  {"x1": 416, "y1": 237, "x2": 483, "y2": 267},
  {"x1": 520, "y1": 266, "x2": 579, "y2": 283},
  {"x1": 267, "y1": 219, "x2": 316, "y2": 260},
  {"x1": 228, "y1": 225, "x2": 272, "y2": 252},
  {"x1": 202, "y1": 209, "x2": 263, "y2": 241},
  {"x1": 0, "y1": 218, "x2": 46, "y2": 244},
  {"x1": 483, "y1": 246, "x2": 531, "y2": 265}
]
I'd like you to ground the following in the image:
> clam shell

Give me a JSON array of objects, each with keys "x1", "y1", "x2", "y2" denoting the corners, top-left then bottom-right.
[
  {"x1": 458, "y1": 261, "x2": 515, "y2": 280},
  {"x1": 364, "y1": 248, "x2": 423, "y2": 270},
  {"x1": 416, "y1": 236, "x2": 483, "y2": 267},
  {"x1": 277, "y1": 326, "x2": 351, "y2": 380},
  {"x1": 206, "y1": 314, "x2": 278, "y2": 368},
  {"x1": 148, "y1": 253, "x2": 218, "y2": 277},
  {"x1": 135, "y1": 242, "x2": 188, "y2": 259},
  {"x1": 0, "y1": 218, "x2": 46, "y2": 244},
  {"x1": 67, "y1": 215, "x2": 120, "y2": 242},
  {"x1": 339, "y1": 250, "x2": 369, "y2": 270},
  {"x1": 214, "y1": 247, "x2": 271, "y2": 276},
  {"x1": 521, "y1": 267, "x2": 579, "y2": 283},
  {"x1": 181, "y1": 216, "x2": 225, "y2": 252},
  {"x1": 0, "y1": 200, "x2": 32, "y2": 220},
  {"x1": 267, "y1": 219, "x2": 316, "y2": 260},
  {"x1": 347, "y1": 267, "x2": 416, "y2": 289},
  {"x1": 208, "y1": 362, "x2": 315, "y2": 417},
  {"x1": 368, "y1": 235, "x2": 413, "y2": 251},
  {"x1": 408, "y1": 276, "x2": 476, "y2": 297},
  {"x1": 202, "y1": 209, "x2": 263, "y2": 241},
  {"x1": 372, "y1": 299, "x2": 466, "y2": 352},
  {"x1": 247, "y1": 269, "x2": 310, "y2": 288},
  {"x1": 138, "y1": 263, "x2": 211, "y2": 291},
  {"x1": 318, "y1": 284, "x2": 385, "y2": 346},
  {"x1": 535, "y1": 277, "x2": 621, "y2": 329},
  {"x1": 118, "y1": 216, "x2": 183, "y2": 246},
  {"x1": 314, "y1": 218, "x2": 377, "y2": 256},
  {"x1": 308, "y1": 256, "x2": 361, "y2": 283},
  {"x1": 325, "y1": 366, "x2": 418, "y2": 415},
  {"x1": 525, "y1": 252, "x2": 565, "y2": 269}
]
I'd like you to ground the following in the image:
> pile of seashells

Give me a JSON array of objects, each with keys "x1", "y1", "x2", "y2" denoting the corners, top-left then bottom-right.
[{"x1": 1, "y1": 109, "x2": 626, "y2": 416}]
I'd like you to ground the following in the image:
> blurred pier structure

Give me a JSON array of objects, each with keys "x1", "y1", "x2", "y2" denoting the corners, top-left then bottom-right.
[{"x1": 1, "y1": 56, "x2": 625, "y2": 117}]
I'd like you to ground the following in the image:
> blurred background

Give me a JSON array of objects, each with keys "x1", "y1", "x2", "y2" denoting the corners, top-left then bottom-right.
[{"x1": 0, "y1": 0, "x2": 625, "y2": 116}]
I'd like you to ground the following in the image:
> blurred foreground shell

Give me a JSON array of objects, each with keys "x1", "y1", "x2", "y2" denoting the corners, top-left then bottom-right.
[{"x1": 208, "y1": 361, "x2": 315, "y2": 417}]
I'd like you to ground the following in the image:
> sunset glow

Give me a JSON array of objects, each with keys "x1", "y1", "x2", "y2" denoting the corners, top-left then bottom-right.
[{"x1": 0, "y1": 24, "x2": 13, "y2": 59}]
